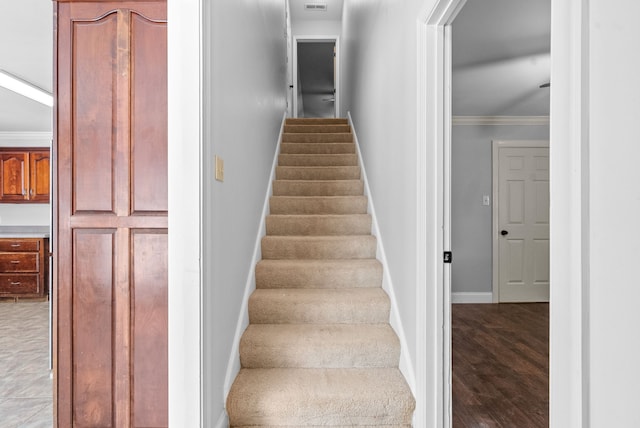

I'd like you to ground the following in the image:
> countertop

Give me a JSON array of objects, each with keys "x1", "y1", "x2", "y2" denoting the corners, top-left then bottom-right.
[{"x1": 0, "y1": 226, "x2": 50, "y2": 238}]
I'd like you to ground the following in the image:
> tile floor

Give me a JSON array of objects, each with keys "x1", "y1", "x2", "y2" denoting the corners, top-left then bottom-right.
[{"x1": 0, "y1": 301, "x2": 53, "y2": 427}]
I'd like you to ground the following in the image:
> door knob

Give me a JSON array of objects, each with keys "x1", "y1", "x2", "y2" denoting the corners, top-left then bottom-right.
[{"x1": 501, "y1": 230, "x2": 509, "y2": 236}]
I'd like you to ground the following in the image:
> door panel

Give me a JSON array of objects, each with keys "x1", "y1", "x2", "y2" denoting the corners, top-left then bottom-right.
[
  {"x1": 132, "y1": 230, "x2": 168, "y2": 427},
  {"x1": 72, "y1": 230, "x2": 115, "y2": 427},
  {"x1": 55, "y1": 2, "x2": 167, "y2": 427},
  {"x1": 498, "y1": 146, "x2": 549, "y2": 302},
  {"x1": 72, "y1": 13, "x2": 117, "y2": 214},
  {"x1": 131, "y1": 13, "x2": 168, "y2": 214}
]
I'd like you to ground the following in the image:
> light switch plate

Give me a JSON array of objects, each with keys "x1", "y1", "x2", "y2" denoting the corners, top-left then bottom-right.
[
  {"x1": 482, "y1": 195, "x2": 490, "y2": 206},
  {"x1": 215, "y1": 156, "x2": 224, "y2": 182}
]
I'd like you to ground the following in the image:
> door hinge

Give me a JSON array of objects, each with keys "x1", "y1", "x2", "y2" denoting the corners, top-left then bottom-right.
[{"x1": 443, "y1": 251, "x2": 453, "y2": 264}]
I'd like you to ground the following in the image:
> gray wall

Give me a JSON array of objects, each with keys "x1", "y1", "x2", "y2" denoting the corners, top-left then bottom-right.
[
  {"x1": 201, "y1": 0, "x2": 288, "y2": 424},
  {"x1": 451, "y1": 123, "x2": 549, "y2": 295}
]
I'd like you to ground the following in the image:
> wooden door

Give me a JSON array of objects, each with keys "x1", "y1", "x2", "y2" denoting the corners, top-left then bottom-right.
[
  {"x1": 497, "y1": 146, "x2": 550, "y2": 302},
  {"x1": 29, "y1": 151, "x2": 50, "y2": 202},
  {"x1": 0, "y1": 152, "x2": 29, "y2": 201},
  {"x1": 54, "y1": 2, "x2": 167, "y2": 427}
]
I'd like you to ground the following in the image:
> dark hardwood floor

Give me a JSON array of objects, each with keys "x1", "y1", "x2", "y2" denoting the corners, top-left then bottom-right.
[{"x1": 452, "y1": 303, "x2": 549, "y2": 428}]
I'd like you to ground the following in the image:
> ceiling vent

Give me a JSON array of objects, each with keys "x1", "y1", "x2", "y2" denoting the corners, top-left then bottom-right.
[{"x1": 305, "y1": 3, "x2": 328, "y2": 11}]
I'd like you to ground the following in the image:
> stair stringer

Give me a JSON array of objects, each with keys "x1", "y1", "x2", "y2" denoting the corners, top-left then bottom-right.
[
  {"x1": 222, "y1": 112, "x2": 286, "y2": 414},
  {"x1": 348, "y1": 112, "x2": 417, "y2": 394}
]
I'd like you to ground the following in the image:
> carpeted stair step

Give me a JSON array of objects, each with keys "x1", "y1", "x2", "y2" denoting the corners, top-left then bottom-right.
[
  {"x1": 262, "y1": 235, "x2": 376, "y2": 260},
  {"x1": 266, "y1": 214, "x2": 371, "y2": 236},
  {"x1": 273, "y1": 180, "x2": 364, "y2": 196},
  {"x1": 282, "y1": 133, "x2": 353, "y2": 143},
  {"x1": 239, "y1": 324, "x2": 400, "y2": 369},
  {"x1": 255, "y1": 259, "x2": 383, "y2": 289},
  {"x1": 278, "y1": 154, "x2": 358, "y2": 166},
  {"x1": 286, "y1": 118, "x2": 348, "y2": 125},
  {"x1": 276, "y1": 166, "x2": 361, "y2": 180},
  {"x1": 280, "y1": 142, "x2": 355, "y2": 154},
  {"x1": 269, "y1": 196, "x2": 368, "y2": 214},
  {"x1": 284, "y1": 124, "x2": 351, "y2": 134},
  {"x1": 248, "y1": 288, "x2": 390, "y2": 324},
  {"x1": 226, "y1": 368, "x2": 415, "y2": 426}
]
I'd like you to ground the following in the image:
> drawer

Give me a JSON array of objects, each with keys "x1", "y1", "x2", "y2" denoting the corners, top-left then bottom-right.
[
  {"x1": 0, "y1": 253, "x2": 39, "y2": 272},
  {"x1": 0, "y1": 239, "x2": 40, "y2": 252},
  {"x1": 0, "y1": 275, "x2": 40, "y2": 295}
]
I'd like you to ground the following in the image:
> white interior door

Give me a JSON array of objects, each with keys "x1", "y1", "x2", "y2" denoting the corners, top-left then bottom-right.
[{"x1": 495, "y1": 142, "x2": 550, "y2": 302}]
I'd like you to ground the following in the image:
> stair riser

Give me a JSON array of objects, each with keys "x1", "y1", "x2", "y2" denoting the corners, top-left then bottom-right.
[
  {"x1": 239, "y1": 326, "x2": 400, "y2": 369},
  {"x1": 276, "y1": 166, "x2": 361, "y2": 180},
  {"x1": 248, "y1": 292, "x2": 390, "y2": 324},
  {"x1": 284, "y1": 125, "x2": 351, "y2": 133},
  {"x1": 266, "y1": 215, "x2": 371, "y2": 236},
  {"x1": 255, "y1": 260, "x2": 383, "y2": 289},
  {"x1": 278, "y1": 154, "x2": 358, "y2": 166},
  {"x1": 261, "y1": 236, "x2": 377, "y2": 260},
  {"x1": 285, "y1": 118, "x2": 348, "y2": 125},
  {"x1": 269, "y1": 196, "x2": 368, "y2": 215},
  {"x1": 273, "y1": 180, "x2": 364, "y2": 197},
  {"x1": 280, "y1": 143, "x2": 355, "y2": 154},
  {"x1": 282, "y1": 133, "x2": 353, "y2": 143}
]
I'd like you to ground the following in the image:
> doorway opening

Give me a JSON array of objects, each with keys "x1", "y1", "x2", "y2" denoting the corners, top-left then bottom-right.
[
  {"x1": 419, "y1": 0, "x2": 551, "y2": 425},
  {"x1": 293, "y1": 36, "x2": 339, "y2": 118}
]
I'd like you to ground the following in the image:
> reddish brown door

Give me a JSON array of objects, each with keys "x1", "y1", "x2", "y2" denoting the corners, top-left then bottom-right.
[{"x1": 54, "y1": 2, "x2": 167, "y2": 427}]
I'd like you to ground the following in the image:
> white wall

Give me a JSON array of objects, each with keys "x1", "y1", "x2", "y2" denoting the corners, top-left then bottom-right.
[
  {"x1": 451, "y1": 123, "x2": 548, "y2": 295},
  {"x1": 550, "y1": 0, "x2": 640, "y2": 426},
  {"x1": 586, "y1": 1, "x2": 640, "y2": 425},
  {"x1": 341, "y1": 0, "x2": 436, "y2": 418},
  {"x1": 202, "y1": 0, "x2": 287, "y2": 425},
  {"x1": 292, "y1": 19, "x2": 341, "y2": 36},
  {"x1": 0, "y1": 133, "x2": 51, "y2": 226}
]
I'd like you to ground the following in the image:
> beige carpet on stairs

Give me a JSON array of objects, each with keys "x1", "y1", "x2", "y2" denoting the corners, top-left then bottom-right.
[{"x1": 226, "y1": 118, "x2": 416, "y2": 427}]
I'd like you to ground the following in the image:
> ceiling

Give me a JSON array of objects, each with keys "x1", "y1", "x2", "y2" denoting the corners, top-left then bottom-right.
[
  {"x1": 452, "y1": 0, "x2": 551, "y2": 116},
  {"x1": 0, "y1": 0, "x2": 53, "y2": 132}
]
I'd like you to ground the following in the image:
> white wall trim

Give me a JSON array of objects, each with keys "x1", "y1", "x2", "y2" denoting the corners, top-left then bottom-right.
[
  {"x1": 0, "y1": 132, "x2": 53, "y2": 141},
  {"x1": 549, "y1": 0, "x2": 589, "y2": 426},
  {"x1": 451, "y1": 292, "x2": 493, "y2": 304},
  {"x1": 214, "y1": 411, "x2": 229, "y2": 428},
  {"x1": 453, "y1": 116, "x2": 550, "y2": 126},
  {"x1": 293, "y1": 35, "x2": 340, "y2": 118},
  {"x1": 222, "y1": 113, "x2": 286, "y2": 402},
  {"x1": 168, "y1": 0, "x2": 203, "y2": 425},
  {"x1": 348, "y1": 112, "x2": 416, "y2": 393},
  {"x1": 419, "y1": 1, "x2": 468, "y2": 426}
]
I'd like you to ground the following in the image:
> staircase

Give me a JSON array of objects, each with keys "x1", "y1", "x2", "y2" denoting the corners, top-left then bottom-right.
[{"x1": 226, "y1": 118, "x2": 416, "y2": 427}]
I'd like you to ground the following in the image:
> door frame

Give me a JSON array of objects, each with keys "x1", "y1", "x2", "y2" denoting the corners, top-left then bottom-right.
[
  {"x1": 419, "y1": 0, "x2": 587, "y2": 426},
  {"x1": 491, "y1": 140, "x2": 550, "y2": 303},
  {"x1": 292, "y1": 35, "x2": 340, "y2": 118}
]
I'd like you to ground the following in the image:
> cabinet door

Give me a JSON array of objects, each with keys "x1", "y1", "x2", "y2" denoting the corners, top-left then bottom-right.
[
  {"x1": 55, "y1": 2, "x2": 167, "y2": 427},
  {"x1": 0, "y1": 152, "x2": 28, "y2": 201},
  {"x1": 29, "y1": 151, "x2": 50, "y2": 202}
]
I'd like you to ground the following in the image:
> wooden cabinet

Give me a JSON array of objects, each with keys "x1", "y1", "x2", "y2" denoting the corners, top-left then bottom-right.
[
  {"x1": 54, "y1": 1, "x2": 167, "y2": 427},
  {"x1": 0, "y1": 149, "x2": 50, "y2": 203},
  {"x1": 0, "y1": 238, "x2": 48, "y2": 298}
]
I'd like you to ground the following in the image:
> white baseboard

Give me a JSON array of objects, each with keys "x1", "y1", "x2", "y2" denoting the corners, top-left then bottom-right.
[
  {"x1": 222, "y1": 112, "x2": 286, "y2": 401},
  {"x1": 451, "y1": 292, "x2": 493, "y2": 304},
  {"x1": 215, "y1": 411, "x2": 229, "y2": 428},
  {"x1": 348, "y1": 112, "x2": 416, "y2": 394}
]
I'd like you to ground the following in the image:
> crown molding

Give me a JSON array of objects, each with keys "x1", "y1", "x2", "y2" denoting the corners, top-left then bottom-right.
[
  {"x1": 0, "y1": 132, "x2": 53, "y2": 140},
  {"x1": 452, "y1": 116, "x2": 550, "y2": 126}
]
